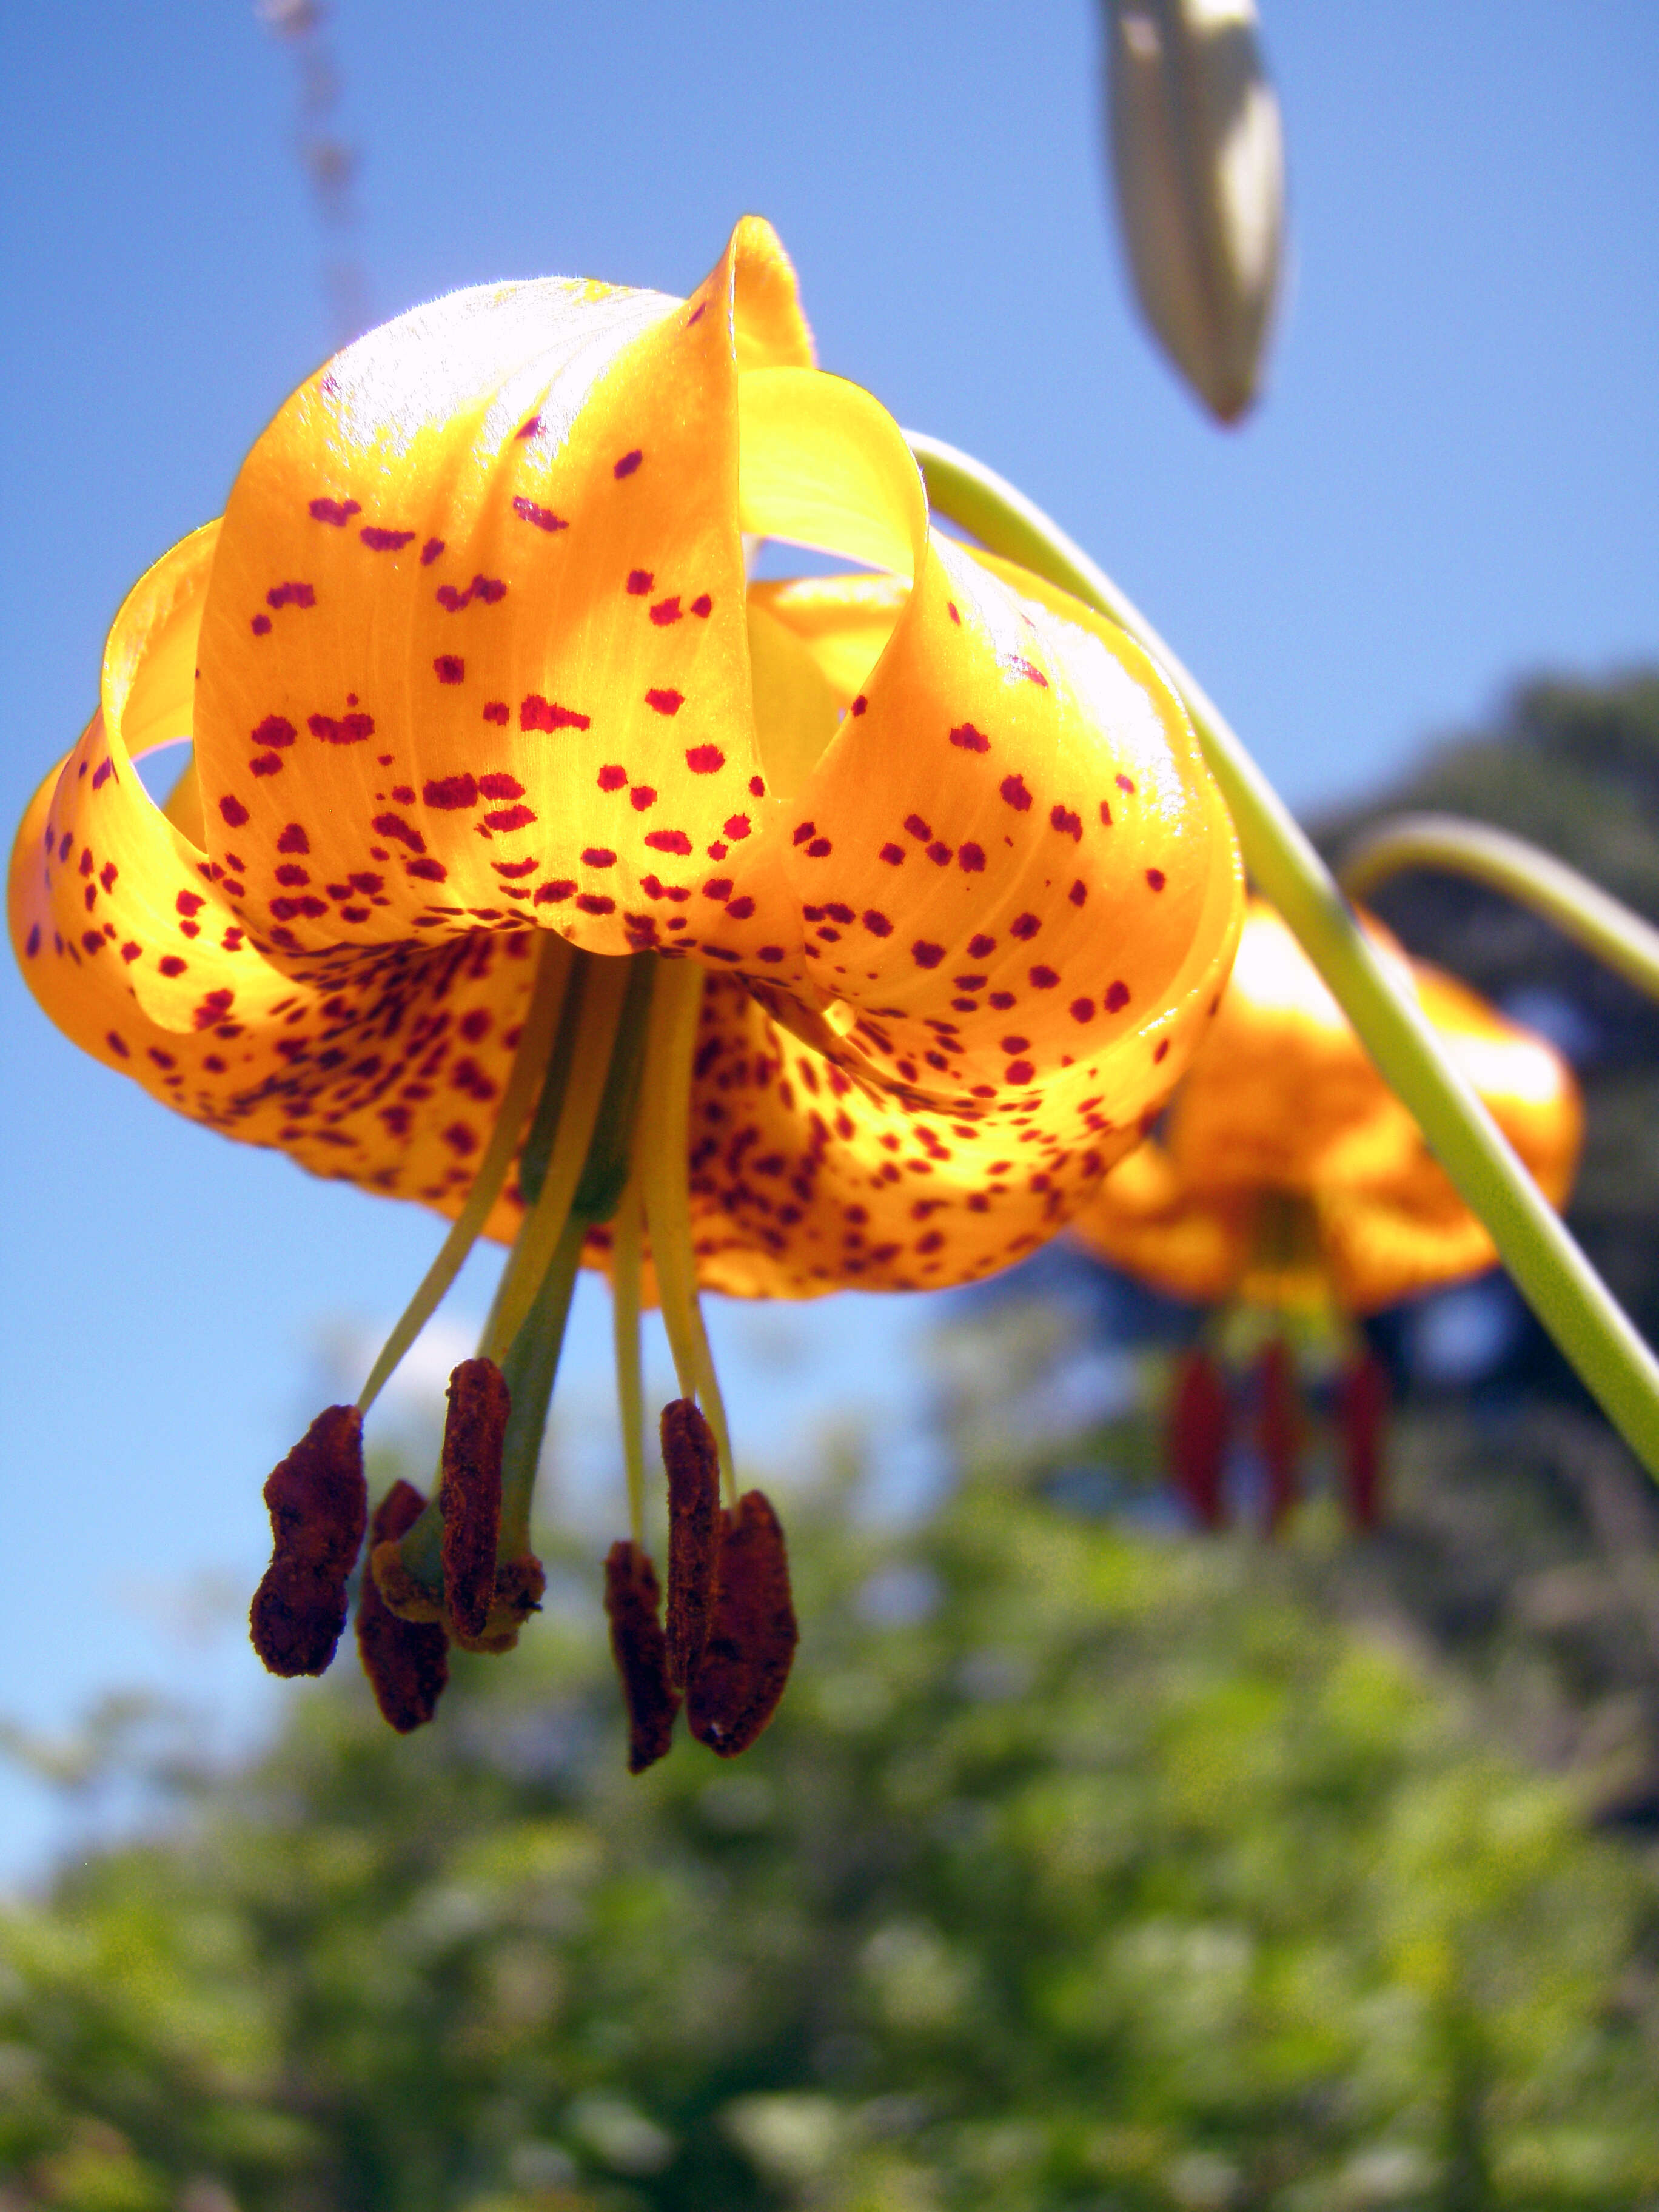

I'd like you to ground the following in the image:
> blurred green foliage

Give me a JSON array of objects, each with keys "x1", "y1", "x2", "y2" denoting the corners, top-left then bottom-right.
[{"x1": 4, "y1": 1454, "x2": 1658, "y2": 2210}]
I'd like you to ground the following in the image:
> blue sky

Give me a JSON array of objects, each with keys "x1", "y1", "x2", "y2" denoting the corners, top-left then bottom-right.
[{"x1": 2, "y1": 0, "x2": 1655, "y2": 1876}]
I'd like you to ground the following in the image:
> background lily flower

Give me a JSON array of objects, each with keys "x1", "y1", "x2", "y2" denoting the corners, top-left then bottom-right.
[
  {"x1": 1076, "y1": 896, "x2": 1581, "y2": 1313},
  {"x1": 1073, "y1": 897, "x2": 1582, "y2": 1527},
  {"x1": 8, "y1": 216, "x2": 1242, "y2": 1748}
]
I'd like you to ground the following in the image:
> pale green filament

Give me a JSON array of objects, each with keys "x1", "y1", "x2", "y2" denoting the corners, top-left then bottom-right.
[
  {"x1": 611, "y1": 1175, "x2": 648, "y2": 1547},
  {"x1": 637, "y1": 959, "x2": 736, "y2": 1501},
  {"x1": 482, "y1": 955, "x2": 631, "y2": 1361},
  {"x1": 497, "y1": 1213, "x2": 586, "y2": 1562},
  {"x1": 354, "y1": 933, "x2": 572, "y2": 1416}
]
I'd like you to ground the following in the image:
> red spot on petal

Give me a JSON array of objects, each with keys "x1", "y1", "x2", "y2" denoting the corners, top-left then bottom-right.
[
  {"x1": 645, "y1": 828, "x2": 692, "y2": 855},
  {"x1": 598, "y1": 763, "x2": 628, "y2": 791},
  {"x1": 309, "y1": 710, "x2": 375, "y2": 745},
  {"x1": 360, "y1": 526, "x2": 415, "y2": 552},
  {"x1": 421, "y1": 537, "x2": 446, "y2": 565},
  {"x1": 1050, "y1": 805, "x2": 1082, "y2": 840},
  {"x1": 1070, "y1": 879, "x2": 1087, "y2": 906},
  {"x1": 477, "y1": 773, "x2": 524, "y2": 800},
  {"x1": 583, "y1": 847, "x2": 617, "y2": 868},
  {"x1": 218, "y1": 795, "x2": 249, "y2": 828},
  {"x1": 685, "y1": 744, "x2": 724, "y2": 772},
  {"x1": 631, "y1": 785, "x2": 657, "y2": 811},
  {"x1": 250, "y1": 613, "x2": 271, "y2": 634},
  {"x1": 648, "y1": 689, "x2": 685, "y2": 717},
  {"x1": 1105, "y1": 980, "x2": 1130, "y2": 1012},
  {"x1": 424, "y1": 774, "x2": 480, "y2": 810},
  {"x1": 613, "y1": 449, "x2": 643, "y2": 478},
  {"x1": 434, "y1": 655, "x2": 465, "y2": 684},
  {"x1": 371, "y1": 813, "x2": 425, "y2": 854},
  {"x1": 626, "y1": 569, "x2": 654, "y2": 595},
  {"x1": 879, "y1": 843, "x2": 904, "y2": 865},
  {"x1": 158, "y1": 954, "x2": 187, "y2": 976},
  {"x1": 577, "y1": 891, "x2": 616, "y2": 914},
  {"x1": 407, "y1": 857, "x2": 448, "y2": 882},
  {"x1": 1009, "y1": 913, "x2": 1040, "y2": 940},
  {"x1": 1005, "y1": 1059, "x2": 1034, "y2": 1084},
  {"x1": 862, "y1": 910, "x2": 893, "y2": 937},
  {"x1": 1029, "y1": 965, "x2": 1059, "y2": 989},
  {"x1": 911, "y1": 940, "x2": 944, "y2": 970},
  {"x1": 309, "y1": 497, "x2": 361, "y2": 526},
  {"x1": 512, "y1": 496, "x2": 566, "y2": 532},
  {"x1": 534, "y1": 880, "x2": 575, "y2": 905},
  {"x1": 520, "y1": 694, "x2": 590, "y2": 732},
  {"x1": 968, "y1": 933, "x2": 997, "y2": 959},
  {"x1": 483, "y1": 806, "x2": 537, "y2": 832},
  {"x1": 1000, "y1": 775, "x2": 1031, "y2": 811},
  {"x1": 722, "y1": 813, "x2": 751, "y2": 839},
  {"x1": 1146, "y1": 867, "x2": 1166, "y2": 891},
  {"x1": 1116, "y1": 774, "x2": 1136, "y2": 794},
  {"x1": 949, "y1": 722, "x2": 990, "y2": 752},
  {"x1": 649, "y1": 596, "x2": 682, "y2": 625},
  {"x1": 483, "y1": 700, "x2": 509, "y2": 725}
]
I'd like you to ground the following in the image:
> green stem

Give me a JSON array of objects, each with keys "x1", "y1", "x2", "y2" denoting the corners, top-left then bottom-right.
[
  {"x1": 1339, "y1": 813, "x2": 1659, "y2": 1004},
  {"x1": 906, "y1": 429, "x2": 1659, "y2": 1478}
]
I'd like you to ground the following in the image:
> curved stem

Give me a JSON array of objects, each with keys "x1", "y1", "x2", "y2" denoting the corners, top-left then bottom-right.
[
  {"x1": 1339, "y1": 813, "x2": 1659, "y2": 1004},
  {"x1": 905, "y1": 429, "x2": 1659, "y2": 1478}
]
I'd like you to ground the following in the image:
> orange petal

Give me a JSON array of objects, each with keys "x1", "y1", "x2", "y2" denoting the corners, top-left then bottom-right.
[
  {"x1": 190, "y1": 221, "x2": 811, "y2": 957},
  {"x1": 10, "y1": 534, "x2": 549, "y2": 1216},
  {"x1": 679, "y1": 973, "x2": 1195, "y2": 1297}
]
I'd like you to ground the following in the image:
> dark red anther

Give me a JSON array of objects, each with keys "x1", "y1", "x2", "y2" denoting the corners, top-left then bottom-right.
[
  {"x1": 662, "y1": 1397, "x2": 720, "y2": 1686},
  {"x1": 603, "y1": 1540, "x2": 680, "y2": 1773},
  {"x1": 1167, "y1": 1348, "x2": 1231, "y2": 1530},
  {"x1": 249, "y1": 1404, "x2": 366, "y2": 1677},
  {"x1": 686, "y1": 1490, "x2": 798, "y2": 1758},
  {"x1": 1258, "y1": 1338, "x2": 1302, "y2": 1537},
  {"x1": 1337, "y1": 1353, "x2": 1390, "y2": 1532},
  {"x1": 356, "y1": 1480, "x2": 449, "y2": 1732},
  {"x1": 438, "y1": 1358, "x2": 510, "y2": 1642}
]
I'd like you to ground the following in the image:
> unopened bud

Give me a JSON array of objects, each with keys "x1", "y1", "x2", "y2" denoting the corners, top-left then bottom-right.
[{"x1": 1104, "y1": 0, "x2": 1285, "y2": 422}]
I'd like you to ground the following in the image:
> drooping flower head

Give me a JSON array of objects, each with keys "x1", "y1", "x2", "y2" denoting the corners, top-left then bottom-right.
[
  {"x1": 10, "y1": 219, "x2": 1244, "y2": 1755},
  {"x1": 1073, "y1": 897, "x2": 1583, "y2": 1529}
]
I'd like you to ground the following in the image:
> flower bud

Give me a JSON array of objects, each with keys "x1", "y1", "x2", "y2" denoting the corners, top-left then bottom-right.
[{"x1": 1103, "y1": 0, "x2": 1285, "y2": 422}]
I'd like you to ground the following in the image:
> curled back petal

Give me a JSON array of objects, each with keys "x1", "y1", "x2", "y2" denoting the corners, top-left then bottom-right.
[
  {"x1": 190, "y1": 221, "x2": 813, "y2": 960},
  {"x1": 10, "y1": 534, "x2": 548, "y2": 1219}
]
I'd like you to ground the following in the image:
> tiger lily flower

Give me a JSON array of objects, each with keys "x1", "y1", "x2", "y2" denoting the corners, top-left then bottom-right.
[
  {"x1": 1073, "y1": 897, "x2": 1583, "y2": 1529},
  {"x1": 10, "y1": 218, "x2": 1243, "y2": 1757}
]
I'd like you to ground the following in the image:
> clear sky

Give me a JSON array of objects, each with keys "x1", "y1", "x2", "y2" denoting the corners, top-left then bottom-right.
[{"x1": 2, "y1": 0, "x2": 1655, "y2": 1876}]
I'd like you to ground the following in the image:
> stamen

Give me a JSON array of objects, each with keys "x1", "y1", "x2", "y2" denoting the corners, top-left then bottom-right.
[
  {"x1": 686, "y1": 1490, "x2": 798, "y2": 1757},
  {"x1": 438, "y1": 1357, "x2": 510, "y2": 1641},
  {"x1": 249, "y1": 1404, "x2": 366, "y2": 1677},
  {"x1": 1257, "y1": 1338, "x2": 1302, "y2": 1536},
  {"x1": 1167, "y1": 1348, "x2": 1230, "y2": 1529},
  {"x1": 604, "y1": 1540, "x2": 680, "y2": 1773},
  {"x1": 637, "y1": 959, "x2": 735, "y2": 1498},
  {"x1": 662, "y1": 1398, "x2": 720, "y2": 1686},
  {"x1": 1338, "y1": 1353, "x2": 1390, "y2": 1532},
  {"x1": 355, "y1": 934, "x2": 571, "y2": 1415},
  {"x1": 356, "y1": 1479, "x2": 449, "y2": 1732},
  {"x1": 483, "y1": 954, "x2": 632, "y2": 1360},
  {"x1": 611, "y1": 1176, "x2": 648, "y2": 1546}
]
